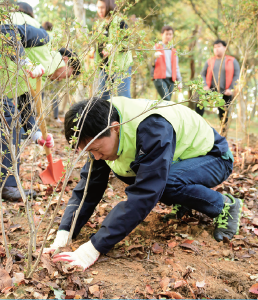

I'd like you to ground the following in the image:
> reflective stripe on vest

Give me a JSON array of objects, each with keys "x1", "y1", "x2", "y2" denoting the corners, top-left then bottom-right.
[
  {"x1": 206, "y1": 56, "x2": 235, "y2": 89},
  {"x1": 105, "y1": 97, "x2": 214, "y2": 177},
  {"x1": 153, "y1": 43, "x2": 177, "y2": 81}
]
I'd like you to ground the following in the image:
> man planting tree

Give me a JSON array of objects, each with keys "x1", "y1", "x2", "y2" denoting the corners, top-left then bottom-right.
[{"x1": 44, "y1": 97, "x2": 242, "y2": 270}]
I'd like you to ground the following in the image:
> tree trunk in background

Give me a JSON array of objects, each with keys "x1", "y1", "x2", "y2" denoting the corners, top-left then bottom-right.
[
  {"x1": 132, "y1": 68, "x2": 137, "y2": 98},
  {"x1": 73, "y1": 0, "x2": 88, "y2": 101},
  {"x1": 188, "y1": 25, "x2": 199, "y2": 109},
  {"x1": 251, "y1": 77, "x2": 257, "y2": 119},
  {"x1": 238, "y1": 91, "x2": 247, "y2": 136}
]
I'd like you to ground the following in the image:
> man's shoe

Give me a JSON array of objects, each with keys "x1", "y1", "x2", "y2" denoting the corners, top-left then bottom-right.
[
  {"x1": 163, "y1": 204, "x2": 191, "y2": 222},
  {"x1": 213, "y1": 194, "x2": 243, "y2": 242},
  {"x1": 2, "y1": 187, "x2": 36, "y2": 201}
]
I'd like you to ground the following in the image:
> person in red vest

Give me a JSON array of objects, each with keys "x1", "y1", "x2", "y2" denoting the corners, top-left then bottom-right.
[
  {"x1": 196, "y1": 39, "x2": 240, "y2": 125},
  {"x1": 152, "y1": 26, "x2": 182, "y2": 101}
]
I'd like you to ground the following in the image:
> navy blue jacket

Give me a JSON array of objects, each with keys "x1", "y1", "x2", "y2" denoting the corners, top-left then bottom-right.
[
  {"x1": 59, "y1": 114, "x2": 229, "y2": 254},
  {"x1": 0, "y1": 24, "x2": 49, "y2": 57}
]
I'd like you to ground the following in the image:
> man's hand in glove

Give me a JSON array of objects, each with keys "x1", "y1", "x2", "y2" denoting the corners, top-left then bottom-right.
[
  {"x1": 26, "y1": 63, "x2": 45, "y2": 78},
  {"x1": 52, "y1": 240, "x2": 100, "y2": 271},
  {"x1": 43, "y1": 230, "x2": 69, "y2": 254},
  {"x1": 37, "y1": 133, "x2": 54, "y2": 148}
]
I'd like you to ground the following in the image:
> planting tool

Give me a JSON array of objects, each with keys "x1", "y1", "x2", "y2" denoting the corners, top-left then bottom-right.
[{"x1": 28, "y1": 77, "x2": 65, "y2": 184}]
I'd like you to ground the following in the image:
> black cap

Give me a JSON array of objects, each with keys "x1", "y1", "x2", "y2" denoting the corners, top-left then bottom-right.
[
  {"x1": 59, "y1": 47, "x2": 81, "y2": 76},
  {"x1": 17, "y1": 2, "x2": 34, "y2": 18}
]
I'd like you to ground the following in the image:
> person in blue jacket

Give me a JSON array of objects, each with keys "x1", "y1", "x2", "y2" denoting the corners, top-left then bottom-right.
[
  {"x1": 0, "y1": 23, "x2": 80, "y2": 200},
  {"x1": 44, "y1": 97, "x2": 243, "y2": 271}
]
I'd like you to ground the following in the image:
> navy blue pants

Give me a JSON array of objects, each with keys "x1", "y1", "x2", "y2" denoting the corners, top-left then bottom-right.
[
  {"x1": 1, "y1": 95, "x2": 37, "y2": 187},
  {"x1": 154, "y1": 78, "x2": 175, "y2": 101},
  {"x1": 160, "y1": 155, "x2": 233, "y2": 217}
]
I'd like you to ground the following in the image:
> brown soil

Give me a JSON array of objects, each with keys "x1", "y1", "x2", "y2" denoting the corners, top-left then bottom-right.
[{"x1": 1, "y1": 136, "x2": 258, "y2": 299}]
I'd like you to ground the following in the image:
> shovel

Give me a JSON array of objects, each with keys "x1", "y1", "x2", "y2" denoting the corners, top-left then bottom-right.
[{"x1": 28, "y1": 77, "x2": 65, "y2": 184}]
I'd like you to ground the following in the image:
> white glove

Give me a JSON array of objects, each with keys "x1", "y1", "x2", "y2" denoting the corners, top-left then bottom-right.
[
  {"x1": 52, "y1": 240, "x2": 100, "y2": 271},
  {"x1": 43, "y1": 230, "x2": 69, "y2": 254},
  {"x1": 154, "y1": 51, "x2": 163, "y2": 58},
  {"x1": 26, "y1": 63, "x2": 45, "y2": 78},
  {"x1": 178, "y1": 82, "x2": 183, "y2": 90}
]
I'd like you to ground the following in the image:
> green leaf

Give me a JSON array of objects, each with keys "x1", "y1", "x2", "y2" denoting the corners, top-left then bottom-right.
[{"x1": 53, "y1": 288, "x2": 65, "y2": 299}]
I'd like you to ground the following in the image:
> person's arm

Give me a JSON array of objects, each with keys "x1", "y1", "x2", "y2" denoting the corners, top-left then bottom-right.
[
  {"x1": 201, "y1": 61, "x2": 209, "y2": 86},
  {"x1": 91, "y1": 115, "x2": 176, "y2": 254},
  {"x1": 176, "y1": 56, "x2": 182, "y2": 82},
  {"x1": 58, "y1": 158, "x2": 111, "y2": 237},
  {"x1": 44, "y1": 158, "x2": 110, "y2": 253},
  {"x1": 0, "y1": 24, "x2": 49, "y2": 53},
  {"x1": 53, "y1": 115, "x2": 176, "y2": 268},
  {"x1": 229, "y1": 59, "x2": 240, "y2": 89}
]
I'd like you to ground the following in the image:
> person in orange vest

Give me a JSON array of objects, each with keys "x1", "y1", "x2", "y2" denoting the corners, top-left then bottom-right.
[
  {"x1": 152, "y1": 26, "x2": 182, "y2": 101},
  {"x1": 196, "y1": 39, "x2": 240, "y2": 125}
]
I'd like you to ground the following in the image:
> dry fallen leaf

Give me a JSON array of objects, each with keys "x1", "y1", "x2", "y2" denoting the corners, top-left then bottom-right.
[
  {"x1": 65, "y1": 290, "x2": 76, "y2": 299},
  {"x1": 84, "y1": 278, "x2": 94, "y2": 284},
  {"x1": 174, "y1": 280, "x2": 185, "y2": 289},
  {"x1": 5, "y1": 257, "x2": 13, "y2": 274},
  {"x1": 180, "y1": 243, "x2": 199, "y2": 254},
  {"x1": 160, "y1": 277, "x2": 170, "y2": 291},
  {"x1": 160, "y1": 291, "x2": 184, "y2": 299},
  {"x1": 41, "y1": 254, "x2": 55, "y2": 274},
  {"x1": 13, "y1": 272, "x2": 24, "y2": 285},
  {"x1": 9, "y1": 224, "x2": 21, "y2": 232},
  {"x1": 92, "y1": 271, "x2": 98, "y2": 275},
  {"x1": 249, "y1": 283, "x2": 258, "y2": 294},
  {"x1": 145, "y1": 284, "x2": 154, "y2": 295},
  {"x1": 152, "y1": 242, "x2": 163, "y2": 254},
  {"x1": 0, "y1": 268, "x2": 12, "y2": 290},
  {"x1": 168, "y1": 241, "x2": 177, "y2": 248}
]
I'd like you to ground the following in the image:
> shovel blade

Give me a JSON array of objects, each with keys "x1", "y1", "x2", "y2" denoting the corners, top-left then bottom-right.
[{"x1": 40, "y1": 155, "x2": 65, "y2": 185}]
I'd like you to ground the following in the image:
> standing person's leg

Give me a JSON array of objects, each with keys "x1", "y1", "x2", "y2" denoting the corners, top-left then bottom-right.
[
  {"x1": 164, "y1": 78, "x2": 174, "y2": 101},
  {"x1": 116, "y1": 66, "x2": 132, "y2": 98},
  {"x1": 1, "y1": 97, "x2": 36, "y2": 200},
  {"x1": 195, "y1": 105, "x2": 205, "y2": 116},
  {"x1": 53, "y1": 95, "x2": 59, "y2": 120},
  {"x1": 19, "y1": 93, "x2": 41, "y2": 141},
  {"x1": 154, "y1": 79, "x2": 171, "y2": 101},
  {"x1": 97, "y1": 68, "x2": 110, "y2": 100},
  {"x1": 161, "y1": 155, "x2": 242, "y2": 241},
  {"x1": 218, "y1": 95, "x2": 232, "y2": 124}
]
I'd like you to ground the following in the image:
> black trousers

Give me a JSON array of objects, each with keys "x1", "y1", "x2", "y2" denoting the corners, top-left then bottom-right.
[{"x1": 195, "y1": 93, "x2": 232, "y2": 124}]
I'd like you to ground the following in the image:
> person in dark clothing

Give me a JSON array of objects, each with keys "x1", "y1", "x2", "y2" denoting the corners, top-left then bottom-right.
[
  {"x1": 95, "y1": 0, "x2": 133, "y2": 99},
  {"x1": 44, "y1": 97, "x2": 243, "y2": 271},
  {"x1": 196, "y1": 39, "x2": 240, "y2": 125}
]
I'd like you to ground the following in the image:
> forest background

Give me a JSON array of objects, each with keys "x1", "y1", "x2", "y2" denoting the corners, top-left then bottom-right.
[{"x1": 8, "y1": 0, "x2": 258, "y2": 140}]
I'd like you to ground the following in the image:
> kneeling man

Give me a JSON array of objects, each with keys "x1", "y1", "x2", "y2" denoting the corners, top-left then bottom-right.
[{"x1": 45, "y1": 97, "x2": 242, "y2": 270}]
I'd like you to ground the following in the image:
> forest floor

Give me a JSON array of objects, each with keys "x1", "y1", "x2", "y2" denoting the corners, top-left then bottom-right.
[{"x1": 0, "y1": 121, "x2": 258, "y2": 299}]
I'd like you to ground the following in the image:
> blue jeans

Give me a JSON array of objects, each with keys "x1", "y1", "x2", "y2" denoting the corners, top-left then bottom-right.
[
  {"x1": 98, "y1": 67, "x2": 132, "y2": 100},
  {"x1": 160, "y1": 155, "x2": 233, "y2": 218},
  {"x1": 1, "y1": 97, "x2": 21, "y2": 187},
  {"x1": 154, "y1": 78, "x2": 174, "y2": 101}
]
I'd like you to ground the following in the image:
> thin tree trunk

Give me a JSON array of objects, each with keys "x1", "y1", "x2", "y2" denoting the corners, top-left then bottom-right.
[
  {"x1": 237, "y1": 91, "x2": 246, "y2": 135},
  {"x1": 251, "y1": 76, "x2": 257, "y2": 119},
  {"x1": 73, "y1": 0, "x2": 88, "y2": 101},
  {"x1": 188, "y1": 25, "x2": 198, "y2": 109}
]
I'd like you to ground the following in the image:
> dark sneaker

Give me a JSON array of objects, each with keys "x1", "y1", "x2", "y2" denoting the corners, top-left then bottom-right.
[
  {"x1": 162, "y1": 204, "x2": 190, "y2": 222},
  {"x1": 2, "y1": 187, "x2": 36, "y2": 201},
  {"x1": 213, "y1": 194, "x2": 243, "y2": 242}
]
